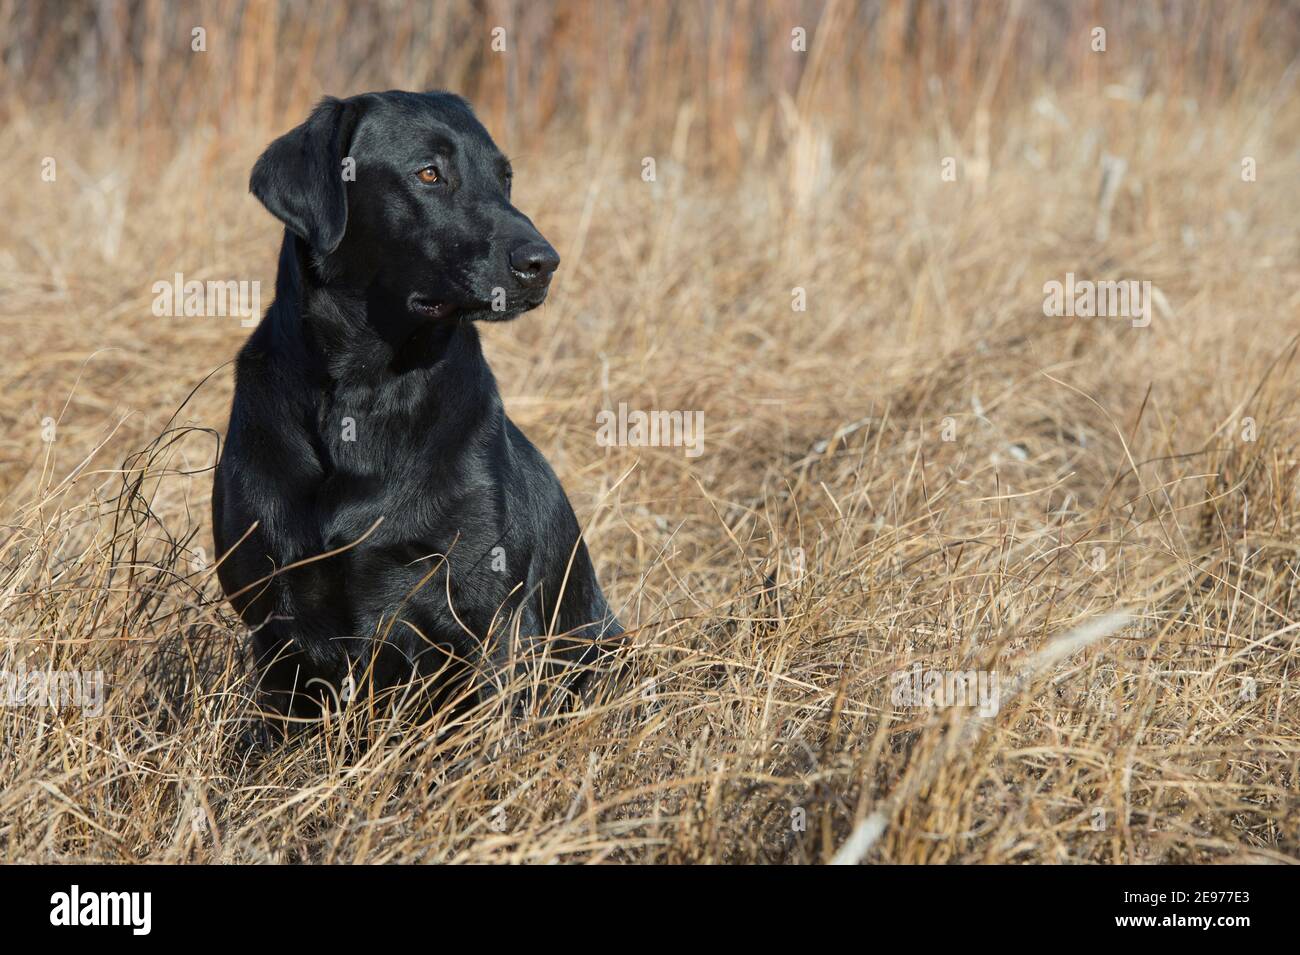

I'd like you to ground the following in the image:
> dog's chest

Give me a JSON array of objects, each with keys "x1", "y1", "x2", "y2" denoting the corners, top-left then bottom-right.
[
  {"x1": 308, "y1": 380, "x2": 501, "y2": 552},
  {"x1": 316, "y1": 377, "x2": 438, "y2": 473}
]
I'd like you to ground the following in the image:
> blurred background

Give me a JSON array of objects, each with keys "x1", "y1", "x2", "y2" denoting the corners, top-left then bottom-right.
[{"x1": 7, "y1": 1, "x2": 1297, "y2": 167}]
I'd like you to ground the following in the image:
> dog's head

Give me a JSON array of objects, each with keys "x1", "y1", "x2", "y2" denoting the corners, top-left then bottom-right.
[{"x1": 250, "y1": 90, "x2": 558, "y2": 323}]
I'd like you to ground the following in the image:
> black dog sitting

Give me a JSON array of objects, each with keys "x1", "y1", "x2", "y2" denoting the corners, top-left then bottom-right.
[{"x1": 212, "y1": 91, "x2": 621, "y2": 743}]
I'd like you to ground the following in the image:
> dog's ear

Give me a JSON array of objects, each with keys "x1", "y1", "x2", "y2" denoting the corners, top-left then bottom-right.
[{"x1": 250, "y1": 97, "x2": 358, "y2": 255}]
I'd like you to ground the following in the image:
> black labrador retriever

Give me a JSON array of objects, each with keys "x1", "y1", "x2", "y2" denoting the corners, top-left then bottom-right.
[{"x1": 212, "y1": 90, "x2": 621, "y2": 745}]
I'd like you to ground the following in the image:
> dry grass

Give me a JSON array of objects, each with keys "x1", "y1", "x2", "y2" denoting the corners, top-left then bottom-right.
[{"x1": 1, "y1": 0, "x2": 1298, "y2": 863}]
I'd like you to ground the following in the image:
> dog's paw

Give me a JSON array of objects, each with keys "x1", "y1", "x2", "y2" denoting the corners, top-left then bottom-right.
[{"x1": 230, "y1": 719, "x2": 278, "y2": 765}]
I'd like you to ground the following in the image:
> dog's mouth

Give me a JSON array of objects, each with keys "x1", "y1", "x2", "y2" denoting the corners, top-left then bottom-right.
[
  {"x1": 408, "y1": 290, "x2": 549, "y2": 322},
  {"x1": 408, "y1": 295, "x2": 461, "y2": 320}
]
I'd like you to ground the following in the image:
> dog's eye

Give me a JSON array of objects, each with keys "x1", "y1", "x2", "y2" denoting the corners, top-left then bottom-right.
[{"x1": 416, "y1": 165, "x2": 440, "y2": 184}]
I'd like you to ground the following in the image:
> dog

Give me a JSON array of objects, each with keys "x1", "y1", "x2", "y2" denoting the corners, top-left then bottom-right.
[{"x1": 212, "y1": 90, "x2": 621, "y2": 745}]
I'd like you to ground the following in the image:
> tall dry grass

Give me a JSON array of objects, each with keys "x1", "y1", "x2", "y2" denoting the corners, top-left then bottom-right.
[{"x1": 0, "y1": 0, "x2": 1298, "y2": 862}]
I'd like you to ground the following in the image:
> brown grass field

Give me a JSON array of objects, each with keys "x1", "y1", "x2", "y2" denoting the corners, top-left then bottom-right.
[{"x1": 1, "y1": 0, "x2": 1298, "y2": 864}]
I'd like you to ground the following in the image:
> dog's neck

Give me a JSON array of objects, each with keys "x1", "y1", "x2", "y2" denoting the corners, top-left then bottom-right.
[{"x1": 269, "y1": 232, "x2": 485, "y2": 384}]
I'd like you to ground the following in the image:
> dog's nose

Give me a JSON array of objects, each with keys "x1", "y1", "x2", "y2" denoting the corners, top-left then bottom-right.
[{"x1": 509, "y1": 242, "x2": 560, "y2": 286}]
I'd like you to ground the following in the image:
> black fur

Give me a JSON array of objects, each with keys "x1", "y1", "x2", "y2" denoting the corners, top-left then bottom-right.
[{"x1": 213, "y1": 91, "x2": 620, "y2": 741}]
